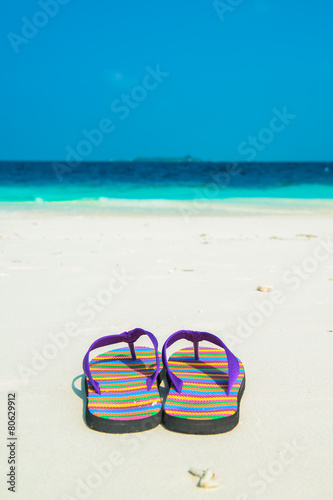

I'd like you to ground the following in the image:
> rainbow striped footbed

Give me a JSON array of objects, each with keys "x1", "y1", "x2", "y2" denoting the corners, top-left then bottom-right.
[
  {"x1": 86, "y1": 346, "x2": 162, "y2": 421},
  {"x1": 164, "y1": 347, "x2": 245, "y2": 420}
]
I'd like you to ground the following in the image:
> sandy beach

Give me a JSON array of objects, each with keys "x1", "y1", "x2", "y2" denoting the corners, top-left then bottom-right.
[{"x1": 1, "y1": 205, "x2": 333, "y2": 500}]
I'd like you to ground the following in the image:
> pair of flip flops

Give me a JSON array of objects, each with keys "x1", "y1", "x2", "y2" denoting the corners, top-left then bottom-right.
[{"x1": 82, "y1": 328, "x2": 245, "y2": 435}]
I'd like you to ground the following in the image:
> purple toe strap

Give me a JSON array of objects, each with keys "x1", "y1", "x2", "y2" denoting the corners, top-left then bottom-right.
[
  {"x1": 83, "y1": 328, "x2": 160, "y2": 394},
  {"x1": 162, "y1": 330, "x2": 240, "y2": 395}
]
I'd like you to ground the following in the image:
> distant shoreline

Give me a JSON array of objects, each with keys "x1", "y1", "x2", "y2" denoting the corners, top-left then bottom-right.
[
  {"x1": 1, "y1": 197, "x2": 333, "y2": 218},
  {"x1": 0, "y1": 160, "x2": 332, "y2": 164}
]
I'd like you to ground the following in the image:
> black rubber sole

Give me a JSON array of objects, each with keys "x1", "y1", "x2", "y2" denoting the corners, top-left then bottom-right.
[
  {"x1": 162, "y1": 376, "x2": 246, "y2": 435},
  {"x1": 84, "y1": 369, "x2": 165, "y2": 434}
]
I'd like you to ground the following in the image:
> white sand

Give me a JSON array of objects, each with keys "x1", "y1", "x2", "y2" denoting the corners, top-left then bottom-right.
[{"x1": 1, "y1": 207, "x2": 333, "y2": 499}]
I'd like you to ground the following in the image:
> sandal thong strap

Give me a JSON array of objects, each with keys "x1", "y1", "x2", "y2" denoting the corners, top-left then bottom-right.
[
  {"x1": 83, "y1": 328, "x2": 160, "y2": 394},
  {"x1": 162, "y1": 330, "x2": 239, "y2": 395}
]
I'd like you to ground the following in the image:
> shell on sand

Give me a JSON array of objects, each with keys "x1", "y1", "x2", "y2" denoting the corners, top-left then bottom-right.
[
  {"x1": 189, "y1": 467, "x2": 221, "y2": 489},
  {"x1": 257, "y1": 285, "x2": 273, "y2": 292},
  {"x1": 198, "y1": 469, "x2": 220, "y2": 489}
]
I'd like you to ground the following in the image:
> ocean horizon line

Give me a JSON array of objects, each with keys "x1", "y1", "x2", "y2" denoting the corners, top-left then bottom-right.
[
  {"x1": 0, "y1": 161, "x2": 332, "y2": 204},
  {"x1": 1, "y1": 160, "x2": 332, "y2": 164}
]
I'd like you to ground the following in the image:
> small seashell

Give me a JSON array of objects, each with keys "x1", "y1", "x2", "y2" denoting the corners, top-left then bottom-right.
[
  {"x1": 198, "y1": 468, "x2": 214, "y2": 487},
  {"x1": 189, "y1": 468, "x2": 221, "y2": 489},
  {"x1": 257, "y1": 285, "x2": 273, "y2": 292},
  {"x1": 198, "y1": 468, "x2": 220, "y2": 489}
]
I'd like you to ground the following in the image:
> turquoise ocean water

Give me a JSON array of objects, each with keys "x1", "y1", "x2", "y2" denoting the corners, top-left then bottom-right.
[{"x1": 0, "y1": 162, "x2": 332, "y2": 213}]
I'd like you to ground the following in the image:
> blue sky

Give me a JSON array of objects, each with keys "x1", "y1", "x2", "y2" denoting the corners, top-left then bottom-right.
[{"x1": 1, "y1": 0, "x2": 332, "y2": 161}]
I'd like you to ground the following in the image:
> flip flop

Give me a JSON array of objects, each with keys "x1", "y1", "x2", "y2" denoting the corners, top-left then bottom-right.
[
  {"x1": 162, "y1": 330, "x2": 245, "y2": 434},
  {"x1": 83, "y1": 328, "x2": 163, "y2": 433}
]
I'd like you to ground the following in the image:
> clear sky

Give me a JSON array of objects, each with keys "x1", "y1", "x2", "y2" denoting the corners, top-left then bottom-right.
[{"x1": 1, "y1": 0, "x2": 332, "y2": 162}]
